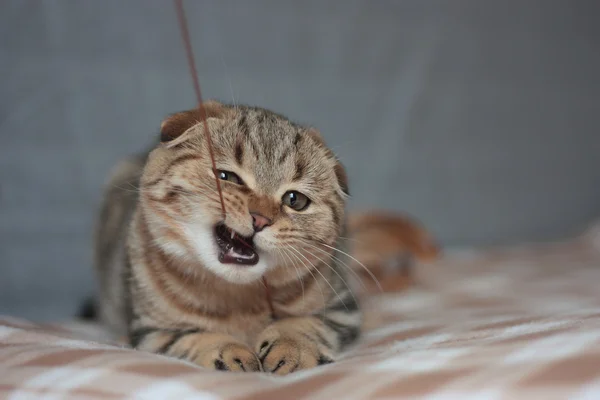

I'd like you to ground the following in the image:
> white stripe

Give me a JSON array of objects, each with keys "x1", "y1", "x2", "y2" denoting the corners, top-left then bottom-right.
[{"x1": 132, "y1": 381, "x2": 221, "y2": 400}]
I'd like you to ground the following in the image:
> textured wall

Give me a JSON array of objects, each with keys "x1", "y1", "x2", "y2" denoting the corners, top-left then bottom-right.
[{"x1": 1, "y1": 0, "x2": 599, "y2": 320}]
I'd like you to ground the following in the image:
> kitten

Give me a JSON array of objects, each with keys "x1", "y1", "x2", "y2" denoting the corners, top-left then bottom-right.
[{"x1": 94, "y1": 101, "x2": 359, "y2": 374}]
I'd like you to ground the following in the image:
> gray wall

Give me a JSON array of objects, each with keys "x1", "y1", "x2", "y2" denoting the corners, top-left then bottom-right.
[{"x1": 1, "y1": 0, "x2": 599, "y2": 320}]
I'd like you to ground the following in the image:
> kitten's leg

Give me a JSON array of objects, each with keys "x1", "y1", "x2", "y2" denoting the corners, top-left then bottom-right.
[
  {"x1": 131, "y1": 327, "x2": 261, "y2": 372},
  {"x1": 255, "y1": 298, "x2": 361, "y2": 375}
]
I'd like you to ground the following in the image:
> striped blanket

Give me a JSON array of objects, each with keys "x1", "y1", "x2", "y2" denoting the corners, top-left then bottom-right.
[{"x1": 2, "y1": 224, "x2": 600, "y2": 399}]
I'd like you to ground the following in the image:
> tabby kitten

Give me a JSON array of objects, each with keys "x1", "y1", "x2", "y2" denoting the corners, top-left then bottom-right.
[{"x1": 94, "y1": 101, "x2": 359, "y2": 374}]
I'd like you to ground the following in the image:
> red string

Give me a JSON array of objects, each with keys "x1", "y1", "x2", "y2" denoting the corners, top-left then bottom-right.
[
  {"x1": 173, "y1": 0, "x2": 275, "y2": 318},
  {"x1": 263, "y1": 278, "x2": 276, "y2": 318},
  {"x1": 174, "y1": 0, "x2": 226, "y2": 221}
]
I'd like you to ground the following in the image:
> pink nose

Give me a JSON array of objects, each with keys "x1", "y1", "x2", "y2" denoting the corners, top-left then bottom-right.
[{"x1": 250, "y1": 213, "x2": 272, "y2": 232}]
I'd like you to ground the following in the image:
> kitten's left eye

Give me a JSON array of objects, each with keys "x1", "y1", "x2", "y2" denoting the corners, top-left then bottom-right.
[
  {"x1": 218, "y1": 170, "x2": 243, "y2": 185},
  {"x1": 282, "y1": 191, "x2": 310, "y2": 211}
]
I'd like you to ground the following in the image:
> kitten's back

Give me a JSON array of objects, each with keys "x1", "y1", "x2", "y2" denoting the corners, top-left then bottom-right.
[{"x1": 93, "y1": 152, "x2": 148, "y2": 336}]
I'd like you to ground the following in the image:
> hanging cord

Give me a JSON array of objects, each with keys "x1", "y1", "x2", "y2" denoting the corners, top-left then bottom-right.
[
  {"x1": 263, "y1": 278, "x2": 275, "y2": 318},
  {"x1": 174, "y1": 0, "x2": 225, "y2": 220},
  {"x1": 173, "y1": 0, "x2": 275, "y2": 318}
]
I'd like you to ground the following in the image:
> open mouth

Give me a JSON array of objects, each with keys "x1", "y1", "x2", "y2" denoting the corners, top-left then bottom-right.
[{"x1": 214, "y1": 223, "x2": 259, "y2": 266}]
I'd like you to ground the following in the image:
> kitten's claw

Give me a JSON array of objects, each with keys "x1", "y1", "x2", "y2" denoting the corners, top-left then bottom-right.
[
  {"x1": 200, "y1": 342, "x2": 261, "y2": 372},
  {"x1": 256, "y1": 327, "x2": 334, "y2": 375}
]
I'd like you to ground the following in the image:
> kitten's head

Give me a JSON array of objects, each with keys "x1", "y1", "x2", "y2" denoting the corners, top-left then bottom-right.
[{"x1": 140, "y1": 101, "x2": 348, "y2": 284}]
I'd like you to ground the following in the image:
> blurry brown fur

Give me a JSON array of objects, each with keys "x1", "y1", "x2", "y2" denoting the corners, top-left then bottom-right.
[{"x1": 346, "y1": 211, "x2": 441, "y2": 294}]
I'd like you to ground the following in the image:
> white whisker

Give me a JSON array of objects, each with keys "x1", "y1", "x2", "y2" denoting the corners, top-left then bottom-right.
[
  {"x1": 297, "y1": 239, "x2": 368, "y2": 292},
  {"x1": 318, "y1": 242, "x2": 383, "y2": 292},
  {"x1": 278, "y1": 247, "x2": 305, "y2": 311},
  {"x1": 287, "y1": 246, "x2": 346, "y2": 310},
  {"x1": 284, "y1": 245, "x2": 325, "y2": 306},
  {"x1": 301, "y1": 247, "x2": 357, "y2": 310}
]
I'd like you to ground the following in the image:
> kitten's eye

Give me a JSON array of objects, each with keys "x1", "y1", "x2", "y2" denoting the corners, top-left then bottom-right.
[
  {"x1": 282, "y1": 191, "x2": 310, "y2": 211},
  {"x1": 218, "y1": 170, "x2": 243, "y2": 185}
]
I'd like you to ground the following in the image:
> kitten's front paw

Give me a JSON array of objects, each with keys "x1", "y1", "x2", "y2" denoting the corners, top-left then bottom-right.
[
  {"x1": 255, "y1": 327, "x2": 334, "y2": 375},
  {"x1": 198, "y1": 342, "x2": 261, "y2": 372}
]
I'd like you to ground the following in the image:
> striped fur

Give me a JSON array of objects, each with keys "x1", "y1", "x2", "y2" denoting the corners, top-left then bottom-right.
[{"x1": 94, "y1": 102, "x2": 360, "y2": 374}]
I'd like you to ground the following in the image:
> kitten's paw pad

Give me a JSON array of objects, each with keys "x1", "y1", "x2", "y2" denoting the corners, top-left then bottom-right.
[
  {"x1": 257, "y1": 335, "x2": 334, "y2": 375},
  {"x1": 211, "y1": 343, "x2": 261, "y2": 372}
]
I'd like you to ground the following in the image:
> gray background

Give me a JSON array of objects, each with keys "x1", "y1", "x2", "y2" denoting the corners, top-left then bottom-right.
[{"x1": 1, "y1": 0, "x2": 599, "y2": 321}]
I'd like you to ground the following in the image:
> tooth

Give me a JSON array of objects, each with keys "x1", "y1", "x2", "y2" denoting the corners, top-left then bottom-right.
[{"x1": 231, "y1": 229, "x2": 235, "y2": 239}]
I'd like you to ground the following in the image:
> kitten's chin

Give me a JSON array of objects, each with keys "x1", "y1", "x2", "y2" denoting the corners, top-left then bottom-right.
[
  {"x1": 207, "y1": 258, "x2": 269, "y2": 284},
  {"x1": 183, "y1": 223, "x2": 272, "y2": 284}
]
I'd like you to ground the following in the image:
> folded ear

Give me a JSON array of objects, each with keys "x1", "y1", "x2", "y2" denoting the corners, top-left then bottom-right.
[
  {"x1": 160, "y1": 100, "x2": 226, "y2": 143},
  {"x1": 306, "y1": 129, "x2": 350, "y2": 196},
  {"x1": 333, "y1": 160, "x2": 349, "y2": 196}
]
